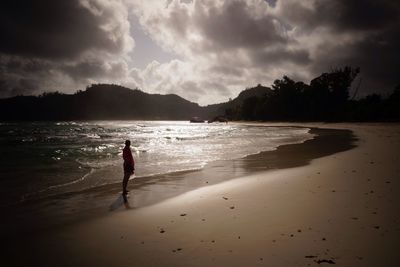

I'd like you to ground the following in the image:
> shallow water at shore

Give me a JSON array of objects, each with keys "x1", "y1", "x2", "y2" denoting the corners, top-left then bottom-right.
[{"x1": 0, "y1": 121, "x2": 312, "y2": 206}]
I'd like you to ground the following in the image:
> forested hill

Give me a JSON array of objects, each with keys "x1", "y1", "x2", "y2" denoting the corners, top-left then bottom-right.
[
  {"x1": 224, "y1": 67, "x2": 400, "y2": 121},
  {"x1": 0, "y1": 84, "x2": 205, "y2": 120},
  {"x1": 1, "y1": 67, "x2": 399, "y2": 121},
  {"x1": 202, "y1": 84, "x2": 272, "y2": 117}
]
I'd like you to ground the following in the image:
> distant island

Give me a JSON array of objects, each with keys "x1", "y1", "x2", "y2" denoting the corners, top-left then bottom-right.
[{"x1": 0, "y1": 66, "x2": 399, "y2": 121}]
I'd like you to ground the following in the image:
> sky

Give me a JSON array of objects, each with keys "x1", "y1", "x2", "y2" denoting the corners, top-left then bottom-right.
[{"x1": 0, "y1": 0, "x2": 399, "y2": 105}]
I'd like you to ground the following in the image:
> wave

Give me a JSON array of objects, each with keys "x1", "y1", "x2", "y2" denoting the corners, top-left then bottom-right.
[{"x1": 19, "y1": 168, "x2": 95, "y2": 203}]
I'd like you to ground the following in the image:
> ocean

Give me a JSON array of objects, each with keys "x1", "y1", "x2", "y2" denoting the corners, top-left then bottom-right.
[{"x1": 0, "y1": 121, "x2": 313, "y2": 207}]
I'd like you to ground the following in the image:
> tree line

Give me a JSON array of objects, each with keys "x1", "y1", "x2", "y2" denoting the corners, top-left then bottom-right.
[{"x1": 224, "y1": 67, "x2": 400, "y2": 121}]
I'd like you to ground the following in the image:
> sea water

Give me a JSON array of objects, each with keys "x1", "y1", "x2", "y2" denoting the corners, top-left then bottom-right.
[{"x1": 0, "y1": 121, "x2": 313, "y2": 205}]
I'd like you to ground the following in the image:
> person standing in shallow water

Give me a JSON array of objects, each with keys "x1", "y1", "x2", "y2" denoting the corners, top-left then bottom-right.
[{"x1": 122, "y1": 140, "x2": 135, "y2": 195}]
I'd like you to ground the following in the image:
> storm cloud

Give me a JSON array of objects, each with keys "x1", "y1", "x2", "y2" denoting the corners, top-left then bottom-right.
[
  {"x1": 0, "y1": 0, "x2": 134, "y2": 97},
  {"x1": 275, "y1": 0, "x2": 400, "y2": 95},
  {"x1": 1, "y1": 0, "x2": 399, "y2": 104},
  {"x1": 0, "y1": 0, "x2": 132, "y2": 59}
]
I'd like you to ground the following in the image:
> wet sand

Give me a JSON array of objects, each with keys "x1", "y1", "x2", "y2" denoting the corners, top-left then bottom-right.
[{"x1": 5, "y1": 123, "x2": 400, "y2": 266}]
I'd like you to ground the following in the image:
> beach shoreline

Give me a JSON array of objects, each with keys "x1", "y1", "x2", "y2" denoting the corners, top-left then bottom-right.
[
  {"x1": 3, "y1": 125, "x2": 355, "y2": 237},
  {"x1": 5, "y1": 123, "x2": 400, "y2": 266}
]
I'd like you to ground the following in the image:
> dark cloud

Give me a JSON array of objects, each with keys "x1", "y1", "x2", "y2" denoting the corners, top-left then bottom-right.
[
  {"x1": 315, "y1": 0, "x2": 399, "y2": 32},
  {"x1": 296, "y1": 0, "x2": 400, "y2": 94},
  {"x1": 265, "y1": 0, "x2": 277, "y2": 8},
  {"x1": 195, "y1": 0, "x2": 285, "y2": 50},
  {"x1": 62, "y1": 60, "x2": 129, "y2": 80},
  {"x1": 330, "y1": 25, "x2": 400, "y2": 95},
  {"x1": 251, "y1": 47, "x2": 311, "y2": 66},
  {"x1": 0, "y1": 55, "x2": 54, "y2": 97},
  {"x1": 0, "y1": 0, "x2": 133, "y2": 98},
  {"x1": 61, "y1": 60, "x2": 109, "y2": 80},
  {"x1": 209, "y1": 65, "x2": 244, "y2": 76},
  {"x1": 281, "y1": 0, "x2": 400, "y2": 33},
  {"x1": 0, "y1": 69, "x2": 42, "y2": 96},
  {"x1": 0, "y1": 0, "x2": 129, "y2": 59}
]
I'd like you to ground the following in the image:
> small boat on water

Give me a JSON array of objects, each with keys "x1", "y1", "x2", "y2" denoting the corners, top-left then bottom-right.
[
  {"x1": 208, "y1": 116, "x2": 228, "y2": 123},
  {"x1": 190, "y1": 117, "x2": 205, "y2": 123}
]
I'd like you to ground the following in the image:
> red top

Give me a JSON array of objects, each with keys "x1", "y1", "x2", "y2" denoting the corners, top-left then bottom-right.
[{"x1": 123, "y1": 146, "x2": 135, "y2": 168}]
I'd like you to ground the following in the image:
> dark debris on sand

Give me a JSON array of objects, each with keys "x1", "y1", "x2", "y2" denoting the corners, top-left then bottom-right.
[{"x1": 315, "y1": 259, "x2": 336, "y2": 264}]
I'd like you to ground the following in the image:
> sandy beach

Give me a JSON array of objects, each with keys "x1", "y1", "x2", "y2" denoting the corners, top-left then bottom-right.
[{"x1": 5, "y1": 123, "x2": 400, "y2": 266}]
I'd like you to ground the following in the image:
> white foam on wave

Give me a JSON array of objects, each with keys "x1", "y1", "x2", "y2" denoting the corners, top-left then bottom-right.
[{"x1": 20, "y1": 168, "x2": 96, "y2": 202}]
